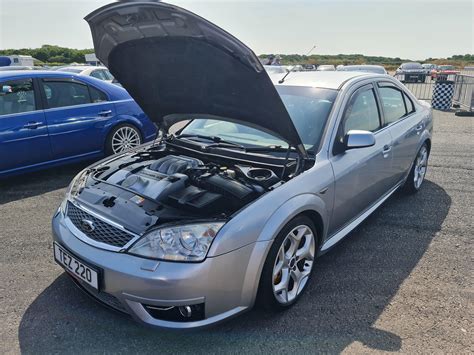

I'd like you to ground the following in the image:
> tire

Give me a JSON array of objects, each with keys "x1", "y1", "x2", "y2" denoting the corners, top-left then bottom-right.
[
  {"x1": 257, "y1": 215, "x2": 318, "y2": 311},
  {"x1": 402, "y1": 143, "x2": 429, "y2": 194},
  {"x1": 106, "y1": 124, "x2": 142, "y2": 155}
]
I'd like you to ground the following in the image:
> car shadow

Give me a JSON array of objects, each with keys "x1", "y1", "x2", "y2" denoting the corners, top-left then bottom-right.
[
  {"x1": 0, "y1": 162, "x2": 92, "y2": 206},
  {"x1": 18, "y1": 180, "x2": 450, "y2": 353}
]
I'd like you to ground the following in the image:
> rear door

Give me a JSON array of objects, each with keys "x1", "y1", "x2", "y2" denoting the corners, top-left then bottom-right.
[
  {"x1": 376, "y1": 82, "x2": 422, "y2": 183},
  {"x1": 328, "y1": 84, "x2": 394, "y2": 234},
  {"x1": 0, "y1": 78, "x2": 51, "y2": 174},
  {"x1": 40, "y1": 78, "x2": 116, "y2": 160}
]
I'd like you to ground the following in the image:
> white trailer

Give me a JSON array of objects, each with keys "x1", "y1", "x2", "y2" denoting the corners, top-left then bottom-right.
[{"x1": 8, "y1": 55, "x2": 34, "y2": 67}]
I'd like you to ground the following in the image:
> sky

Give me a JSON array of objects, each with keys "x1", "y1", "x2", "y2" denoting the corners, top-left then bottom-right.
[{"x1": 0, "y1": 0, "x2": 472, "y2": 60}]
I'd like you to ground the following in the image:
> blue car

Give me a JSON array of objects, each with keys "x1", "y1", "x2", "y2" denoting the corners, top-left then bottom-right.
[{"x1": 0, "y1": 71, "x2": 157, "y2": 177}]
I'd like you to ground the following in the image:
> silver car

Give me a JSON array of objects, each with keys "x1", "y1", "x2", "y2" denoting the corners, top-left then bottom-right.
[
  {"x1": 337, "y1": 65, "x2": 388, "y2": 75},
  {"x1": 52, "y1": 1, "x2": 433, "y2": 329}
]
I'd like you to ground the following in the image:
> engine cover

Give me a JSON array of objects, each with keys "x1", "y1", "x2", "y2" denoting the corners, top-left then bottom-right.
[{"x1": 105, "y1": 155, "x2": 203, "y2": 201}]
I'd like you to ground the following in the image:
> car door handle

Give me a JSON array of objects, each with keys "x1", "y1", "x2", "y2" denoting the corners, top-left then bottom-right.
[
  {"x1": 98, "y1": 110, "x2": 112, "y2": 117},
  {"x1": 415, "y1": 124, "x2": 424, "y2": 134},
  {"x1": 382, "y1": 145, "x2": 392, "y2": 157},
  {"x1": 23, "y1": 122, "x2": 43, "y2": 129}
]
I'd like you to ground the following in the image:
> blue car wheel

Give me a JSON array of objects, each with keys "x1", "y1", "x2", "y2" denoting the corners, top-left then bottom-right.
[{"x1": 106, "y1": 124, "x2": 142, "y2": 155}]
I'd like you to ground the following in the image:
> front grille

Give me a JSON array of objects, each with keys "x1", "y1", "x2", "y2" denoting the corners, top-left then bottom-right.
[{"x1": 67, "y1": 202, "x2": 135, "y2": 248}]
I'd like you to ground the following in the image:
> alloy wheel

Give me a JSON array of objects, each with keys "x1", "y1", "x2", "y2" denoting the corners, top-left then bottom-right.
[
  {"x1": 272, "y1": 225, "x2": 315, "y2": 305},
  {"x1": 111, "y1": 126, "x2": 141, "y2": 154}
]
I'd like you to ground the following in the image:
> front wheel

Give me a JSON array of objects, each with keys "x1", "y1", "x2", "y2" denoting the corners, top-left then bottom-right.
[
  {"x1": 257, "y1": 215, "x2": 317, "y2": 310},
  {"x1": 106, "y1": 124, "x2": 142, "y2": 155},
  {"x1": 403, "y1": 144, "x2": 429, "y2": 194}
]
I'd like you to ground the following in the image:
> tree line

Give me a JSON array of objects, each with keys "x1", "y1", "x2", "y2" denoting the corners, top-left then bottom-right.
[
  {"x1": 0, "y1": 44, "x2": 472, "y2": 69},
  {"x1": 0, "y1": 45, "x2": 93, "y2": 65}
]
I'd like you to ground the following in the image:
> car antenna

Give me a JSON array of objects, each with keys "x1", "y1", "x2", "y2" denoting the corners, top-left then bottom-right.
[{"x1": 279, "y1": 45, "x2": 316, "y2": 84}]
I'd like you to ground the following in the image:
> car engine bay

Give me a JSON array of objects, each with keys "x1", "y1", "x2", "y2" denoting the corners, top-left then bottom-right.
[{"x1": 72, "y1": 145, "x2": 297, "y2": 234}]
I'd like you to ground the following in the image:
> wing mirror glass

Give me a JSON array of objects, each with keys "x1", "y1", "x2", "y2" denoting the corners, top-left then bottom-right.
[{"x1": 344, "y1": 130, "x2": 376, "y2": 150}]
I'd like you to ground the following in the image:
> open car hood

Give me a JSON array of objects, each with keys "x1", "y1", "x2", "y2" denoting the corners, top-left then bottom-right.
[{"x1": 85, "y1": 1, "x2": 306, "y2": 154}]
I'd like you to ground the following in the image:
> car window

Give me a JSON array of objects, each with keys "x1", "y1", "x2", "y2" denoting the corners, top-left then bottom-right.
[
  {"x1": 103, "y1": 70, "x2": 114, "y2": 81},
  {"x1": 343, "y1": 88, "x2": 380, "y2": 135},
  {"x1": 90, "y1": 70, "x2": 106, "y2": 80},
  {"x1": 403, "y1": 93, "x2": 415, "y2": 114},
  {"x1": 42, "y1": 80, "x2": 91, "y2": 109},
  {"x1": 89, "y1": 86, "x2": 108, "y2": 103},
  {"x1": 0, "y1": 79, "x2": 36, "y2": 116},
  {"x1": 378, "y1": 86, "x2": 407, "y2": 125}
]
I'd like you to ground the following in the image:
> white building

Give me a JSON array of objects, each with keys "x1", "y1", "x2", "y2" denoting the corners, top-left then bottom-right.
[{"x1": 85, "y1": 53, "x2": 101, "y2": 66}]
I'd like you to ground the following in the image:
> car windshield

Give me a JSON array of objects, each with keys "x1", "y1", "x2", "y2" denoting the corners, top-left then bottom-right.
[
  {"x1": 401, "y1": 63, "x2": 423, "y2": 69},
  {"x1": 179, "y1": 87, "x2": 338, "y2": 153},
  {"x1": 439, "y1": 65, "x2": 454, "y2": 70}
]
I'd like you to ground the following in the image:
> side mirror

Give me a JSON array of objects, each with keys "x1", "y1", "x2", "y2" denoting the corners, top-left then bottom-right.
[{"x1": 344, "y1": 130, "x2": 376, "y2": 150}]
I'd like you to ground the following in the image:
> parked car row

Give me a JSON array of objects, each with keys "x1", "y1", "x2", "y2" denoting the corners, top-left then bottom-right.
[
  {"x1": 395, "y1": 62, "x2": 460, "y2": 82},
  {"x1": 265, "y1": 64, "x2": 387, "y2": 74}
]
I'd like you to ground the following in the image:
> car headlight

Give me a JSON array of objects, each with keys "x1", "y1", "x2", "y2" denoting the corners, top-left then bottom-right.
[
  {"x1": 128, "y1": 222, "x2": 225, "y2": 262},
  {"x1": 59, "y1": 169, "x2": 91, "y2": 214}
]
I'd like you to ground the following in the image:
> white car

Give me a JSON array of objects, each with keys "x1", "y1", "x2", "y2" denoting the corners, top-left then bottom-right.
[
  {"x1": 264, "y1": 65, "x2": 288, "y2": 75},
  {"x1": 317, "y1": 65, "x2": 336, "y2": 71},
  {"x1": 53, "y1": 65, "x2": 115, "y2": 83},
  {"x1": 337, "y1": 65, "x2": 388, "y2": 75}
]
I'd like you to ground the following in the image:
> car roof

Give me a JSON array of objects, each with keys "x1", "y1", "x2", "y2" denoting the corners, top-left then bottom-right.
[{"x1": 269, "y1": 71, "x2": 372, "y2": 90}]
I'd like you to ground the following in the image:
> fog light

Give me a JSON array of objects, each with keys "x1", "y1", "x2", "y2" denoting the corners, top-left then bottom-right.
[
  {"x1": 179, "y1": 305, "x2": 192, "y2": 318},
  {"x1": 144, "y1": 303, "x2": 205, "y2": 322}
]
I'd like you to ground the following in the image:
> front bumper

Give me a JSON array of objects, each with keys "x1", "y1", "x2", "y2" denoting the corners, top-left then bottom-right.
[{"x1": 52, "y1": 210, "x2": 270, "y2": 329}]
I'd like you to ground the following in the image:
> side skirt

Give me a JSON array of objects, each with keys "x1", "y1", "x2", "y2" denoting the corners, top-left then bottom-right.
[{"x1": 319, "y1": 182, "x2": 403, "y2": 253}]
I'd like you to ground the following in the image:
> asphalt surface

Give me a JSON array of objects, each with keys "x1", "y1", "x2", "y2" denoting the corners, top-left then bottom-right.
[{"x1": 0, "y1": 111, "x2": 472, "y2": 354}]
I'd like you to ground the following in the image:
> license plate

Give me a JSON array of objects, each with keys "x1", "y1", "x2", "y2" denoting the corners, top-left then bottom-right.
[{"x1": 54, "y1": 242, "x2": 99, "y2": 290}]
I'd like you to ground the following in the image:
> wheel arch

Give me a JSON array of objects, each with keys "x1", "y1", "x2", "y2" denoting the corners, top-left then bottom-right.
[
  {"x1": 424, "y1": 138, "x2": 431, "y2": 154},
  {"x1": 236, "y1": 195, "x2": 328, "y2": 309}
]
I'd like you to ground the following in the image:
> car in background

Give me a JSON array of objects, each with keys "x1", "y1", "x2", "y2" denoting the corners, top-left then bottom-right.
[
  {"x1": 431, "y1": 65, "x2": 459, "y2": 80},
  {"x1": 302, "y1": 64, "x2": 316, "y2": 71},
  {"x1": 289, "y1": 64, "x2": 304, "y2": 72},
  {"x1": 395, "y1": 62, "x2": 426, "y2": 83},
  {"x1": 317, "y1": 64, "x2": 336, "y2": 71},
  {"x1": 53, "y1": 65, "x2": 115, "y2": 83},
  {"x1": 422, "y1": 63, "x2": 437, "y2": 76},
  {"x1": 337, "y1": 65, "x2": 388, "y2": 75},
  {"x1": 264, "y1": 65, "x2": 288, "y2": 75},
  {"x1": 0, "y1": 71, "x2": 157, "y2": 177}
]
